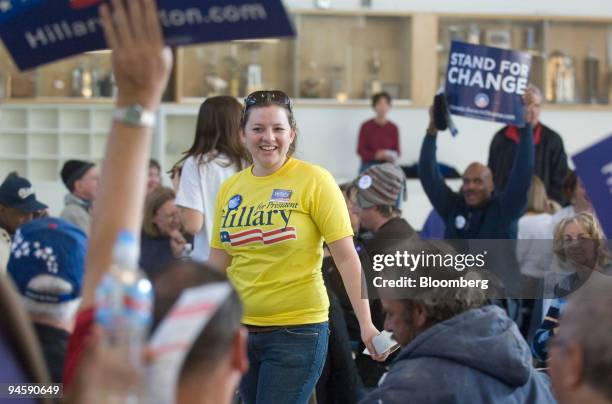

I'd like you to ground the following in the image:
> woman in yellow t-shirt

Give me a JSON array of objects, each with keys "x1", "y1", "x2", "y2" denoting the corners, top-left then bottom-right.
[{"x1": 209, "y1": 90, "x2": 383, "y2": 404}]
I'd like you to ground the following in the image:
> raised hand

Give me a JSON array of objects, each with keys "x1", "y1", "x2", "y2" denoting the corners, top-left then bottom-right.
[{"x1": 99, "y1": 0, "x2": 172, "y2": 110}]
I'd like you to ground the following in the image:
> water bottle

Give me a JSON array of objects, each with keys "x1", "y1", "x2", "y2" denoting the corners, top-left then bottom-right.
[{"x1": 95, "y1": 230, "x2": 153, "y2": 403}]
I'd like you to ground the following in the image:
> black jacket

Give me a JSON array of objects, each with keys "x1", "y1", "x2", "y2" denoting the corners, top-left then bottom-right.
[
  {"x1": 33, "y1": 323, "x2": 69, "y2": 383},
  {"x1": 420, "y1": 127, "x2": 534, "y2": 240},
  {"x1": 488, "y1": 123, "x2": 568, "y2": 205}
]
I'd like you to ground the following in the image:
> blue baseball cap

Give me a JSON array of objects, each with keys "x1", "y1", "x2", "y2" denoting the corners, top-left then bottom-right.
[
  {"x1": 8, "y1": 218, "x2": 87, "y2": 304},
  {"x1": 0, "y1": 172, "x2": 48, "y2": 213}
]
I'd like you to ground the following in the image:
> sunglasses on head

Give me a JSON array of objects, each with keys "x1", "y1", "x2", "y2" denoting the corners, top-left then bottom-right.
[{"x1": 243, "y1": 90, "x2": 292, "y2": 113}]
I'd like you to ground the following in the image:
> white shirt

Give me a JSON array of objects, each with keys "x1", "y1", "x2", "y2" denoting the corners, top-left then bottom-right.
[
  {"x1": 175, "y1": 153, "x2": 239, "y2": 262},
  {"x1": 517, "y1": 213, "x2": 553, "y2": 278},
  {"x1": 0, "y1": 227, "x2": 11, "y2": 274},
  {"x1": 549, "y1": 205, "x2": 575, "y2": 236}
]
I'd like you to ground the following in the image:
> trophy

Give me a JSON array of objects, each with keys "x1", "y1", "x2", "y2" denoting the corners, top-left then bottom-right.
[
  {"x1": 584, "y1": 49, "x2": 600, "y2": 104},
  {"x1": 546, "y1": 50, "x2": 576, "y2": 103},
  {"x1": 244, "y1": 43, "x2": 263, "y2": 95},
  {"x1": 222, "y1": 45, "x2": 241, "y2": 97},
  {"x1": 330, "y1": 65, "x2": 347, "y2": 101},
  {"x1": 300, "y1": 60, "x2": 324, "y2": 98},
  {"x1": 364, "y1": 51, "x2": 383, "y2": 98}
]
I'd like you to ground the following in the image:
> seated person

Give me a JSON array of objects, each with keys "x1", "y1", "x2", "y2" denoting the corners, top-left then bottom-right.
[
  {"x1": 548, "y1": 282, "x2": 612, "y2": 404},
  {"x1": 361, "y1": 241, "x2": 556, "y2": 404},
  {"x1": 140, "y1": 186, "x2": 187, "y2": 280},
  {"x1": 533, "y1": 212, "x2": 611, "y2": 362},
  {"x1": 418, "y1": 88, "x2": 537, "y2": 239}
]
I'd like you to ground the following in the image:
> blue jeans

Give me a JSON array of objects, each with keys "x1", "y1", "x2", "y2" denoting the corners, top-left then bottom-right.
[{"x1": 239, "y1": 322, "x2": 329, "y2": 404}]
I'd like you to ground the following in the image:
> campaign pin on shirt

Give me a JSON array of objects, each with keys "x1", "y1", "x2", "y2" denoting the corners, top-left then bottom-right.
[
  {"x1": 455, "y1": 215, "x2": 467, "y2": 229},
  {"x1": 228, "y1": 195, "x2": 242, "y2": 211},
  {"x1": 270, "y1": 189, "x2": 292, "y2": 203},
  {"x1": 358, "y1": 175, "x2": 372, "y2": 190}
]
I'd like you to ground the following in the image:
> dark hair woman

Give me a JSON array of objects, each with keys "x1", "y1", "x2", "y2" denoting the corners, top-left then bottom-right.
[{"x1": 175, "y1": 96, "x2": 249, "y2": 262}]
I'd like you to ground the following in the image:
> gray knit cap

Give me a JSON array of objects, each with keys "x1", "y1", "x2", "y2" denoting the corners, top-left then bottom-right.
[{"x1": 352, "y1": 163, "x2": 406, "y2": 209}]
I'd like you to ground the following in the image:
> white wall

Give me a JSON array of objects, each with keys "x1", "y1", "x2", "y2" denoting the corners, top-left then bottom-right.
[{"x1": 292, "y1": 103, "x2": 611, "y2": 228}]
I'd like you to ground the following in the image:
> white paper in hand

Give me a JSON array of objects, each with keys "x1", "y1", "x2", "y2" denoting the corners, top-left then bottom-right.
[
  {"x1": 146, "y1": 283, "x2": 231, "y2": 404},
  {"x1": 363, "y1": 331, "x2": 399, "y2": 356}
]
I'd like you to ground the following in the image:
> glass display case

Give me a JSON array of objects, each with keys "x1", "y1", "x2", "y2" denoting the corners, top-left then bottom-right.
[
  {"x1": 293, "y1": 13, "x2": 411, "y2": 100},
  {"x1": 0, "y1": 11, "x2": 610, "y2": 105},
  {"x1": 175, "y1": 12, "x2": 411, "y2": 101},
  {"x1": 0, "y1": 11, "x2": 412, "y2": 102}
]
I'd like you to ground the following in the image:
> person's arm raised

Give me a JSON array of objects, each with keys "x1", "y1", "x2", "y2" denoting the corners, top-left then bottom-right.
[
  {"x1": 80, "y1": 0, "x2": 172, "y2": 309},
  {"x1": 418, "y1": 106, "x2": 458, "y2": 220}
]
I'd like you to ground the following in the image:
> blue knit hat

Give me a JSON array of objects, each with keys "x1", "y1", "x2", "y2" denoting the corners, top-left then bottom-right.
[{"x1": 8, "y1": 218, "x2": 87, "y2": 304}]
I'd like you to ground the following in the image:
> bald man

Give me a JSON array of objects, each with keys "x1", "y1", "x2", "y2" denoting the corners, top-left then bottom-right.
[
  {"x1": 418, "y1": 93, "x2": 535, "y2": 239},
  {"x1": 488, "y1": 86, "x2": 568, "y2": 205}
]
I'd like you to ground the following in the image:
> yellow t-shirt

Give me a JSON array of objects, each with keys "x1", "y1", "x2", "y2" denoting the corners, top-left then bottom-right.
[{"x1": 211, "y1": 158, "x2": 353, "y2": 326}]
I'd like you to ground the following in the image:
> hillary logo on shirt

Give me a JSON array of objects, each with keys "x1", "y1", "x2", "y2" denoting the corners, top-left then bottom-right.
[
  {"x1": 220, "y1": 226, "x2": 296, "y2": 247},
  {"x1": 270, "y1": 189, "x2": 292, "y2": 203},
  {"x1": 219, "y1": 199, "x2": 298, "y2": 247}
]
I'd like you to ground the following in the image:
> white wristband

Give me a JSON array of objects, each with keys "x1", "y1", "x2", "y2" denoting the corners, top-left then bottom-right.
[{"x1": 113, "y1": 104, "x2": 156, "y2": 128}]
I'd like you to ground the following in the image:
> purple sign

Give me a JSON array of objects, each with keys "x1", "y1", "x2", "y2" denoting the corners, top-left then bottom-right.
[
  {"x1": 572, "y1": 134, "x2": 612, "y2": 239},
  {"x1": 0, "y1": 0, "x2": 295, "y2": 70},
  {"x1": 444, "y1": 41, "x2": 532, "y2": 126}
]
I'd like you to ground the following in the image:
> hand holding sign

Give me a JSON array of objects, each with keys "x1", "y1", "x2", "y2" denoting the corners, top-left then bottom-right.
[
  {"x1": 444, "y1": 41, "x2": 532, "y2": 126},
  {"x1": 522, "y1": 85, "x2": 542, "y2": 127},
  {"x1": 0, "y1": 0, "x2": 295, "y2": 70}
]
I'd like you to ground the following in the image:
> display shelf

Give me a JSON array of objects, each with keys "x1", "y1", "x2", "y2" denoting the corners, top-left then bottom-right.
[
  {"x1": 0, "y1": 133, "x2": 27, "y2": 154},
  {"x1": 60, "y1": 109, "x2": 91, "y2": 130},
  {"x1": 0, "y1": 104, "x2": 112, "y2": 181},
  {"x1": 0, "y1": 159, "x2": 27, "y2": 178},
  {"x1": 61, "y1": 134, "x2": 91, "y2": 156},
  {"x1": 30, "y1": 110, "x2": 59, "y2": 130},
  {"x1": 1, "y1": 10, "x2": 610, "y2": 106},
  {"x1": 30, "y1": 134, "x2": 59, "y2": 156},
  {"x1": 0, "y1": 109, "x2": 27, "y2": 128}
]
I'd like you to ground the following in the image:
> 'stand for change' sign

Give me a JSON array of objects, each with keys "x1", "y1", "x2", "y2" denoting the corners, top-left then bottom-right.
[
  {"x1": 572, "y1": 134, "x2": 612, "y2": 239},
  {"x1": 444, "y1": 41, "x2": 532, "y2": 126},
  {"x1": 0, "y1": 0, "x2": 295, "y2": 70}
]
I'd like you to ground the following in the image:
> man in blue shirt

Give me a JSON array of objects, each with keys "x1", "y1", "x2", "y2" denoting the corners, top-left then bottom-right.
[{"x1": 418, "y1": 89, "x2": 536, "y2": 240}]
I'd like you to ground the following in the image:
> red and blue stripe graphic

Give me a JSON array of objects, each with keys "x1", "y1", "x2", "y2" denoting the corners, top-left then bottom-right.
[{"x1": 221, "y1": 226, "x2": 297, "y2": 247}]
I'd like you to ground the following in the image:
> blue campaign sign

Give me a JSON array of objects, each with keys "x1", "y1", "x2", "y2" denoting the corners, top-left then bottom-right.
[
  {"x1": 444, "y1": 41, "x2": 532, "y2": 126},
  {"x1": 0, "y1": 0, "x2": 295, "y2": 70},
  {"x1": 572, "y1": 134, "x2": 612, "y2": 239}
]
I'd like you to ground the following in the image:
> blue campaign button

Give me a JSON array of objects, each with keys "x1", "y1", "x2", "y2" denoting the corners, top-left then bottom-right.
[{"x1": 228, "y1": 194, "x2": 242, "y2": 210}]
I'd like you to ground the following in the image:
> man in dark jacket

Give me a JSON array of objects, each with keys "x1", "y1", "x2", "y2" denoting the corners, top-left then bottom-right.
[
  {"x1": 360, "y1": 242, "x2": 556, "y2": 404},
  {"x1": 418, "y1": 91, "x2": 536, "y2": 240},
  {"x1": 488, "y1": 85, "x2": 568, "y2": 205},
  {"x1": 348, "y1": 163, "x2": 420, "y2": 387}
]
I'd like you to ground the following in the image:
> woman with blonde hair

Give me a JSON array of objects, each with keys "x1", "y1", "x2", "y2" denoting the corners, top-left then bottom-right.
[{"x1": 532, "y1": 211, "x2": 611, "y2": 361}]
